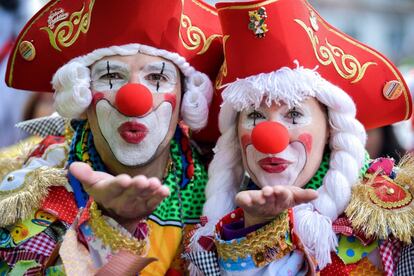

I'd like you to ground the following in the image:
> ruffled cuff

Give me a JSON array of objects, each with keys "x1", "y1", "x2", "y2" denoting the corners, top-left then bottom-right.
[
  {"x1": 214, "y1": 208, "x2": 293, "y2": 272},
  {"x1": 80, "y1": 200, "x2": 149, "y2": 258},
  {"x1": 221, "y1": 220, "x2": 268, "y2": 241}
]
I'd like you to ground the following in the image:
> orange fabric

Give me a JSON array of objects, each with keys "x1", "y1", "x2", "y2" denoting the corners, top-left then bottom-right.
[
  {"x1": 140, "y1": 221, "x2": 183, "y2": 276},
  {"x1": 350, "y1": 258, "x2": 382, "y2": 276}
]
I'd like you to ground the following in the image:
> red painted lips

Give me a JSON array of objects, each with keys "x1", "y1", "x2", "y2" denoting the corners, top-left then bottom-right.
[
  {"x1": 118, "y1": 122, "x2": 148, "y2": 144},
  {"x1": 258, "y1": 157, "x2": 292, "y2": 173}
]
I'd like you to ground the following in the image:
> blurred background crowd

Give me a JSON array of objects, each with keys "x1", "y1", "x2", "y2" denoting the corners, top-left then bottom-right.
[{"x1": 1, "y1": 0, "x2": 414, "y2": 161}]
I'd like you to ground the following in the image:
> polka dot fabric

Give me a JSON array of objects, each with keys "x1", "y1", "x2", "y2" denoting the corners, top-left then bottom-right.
[
  {"x1": 304, "y1": 151, "x2": 330, "y2": 190},
  {"x1": 40, "y1": 186, "x2": 78, "y2": 224},
  {"x1": 151, "y1": 129, "x2": 207, "y2": 224},
  {"x1": 320, "y1": 253, "x2": 357, "y2": 276},
  {"x1": 337, "y1": 235, "x2": 378, "y2": 264}
]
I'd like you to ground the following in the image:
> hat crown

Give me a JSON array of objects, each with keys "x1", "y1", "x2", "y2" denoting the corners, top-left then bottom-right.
[
  {"x1": 6, "y1": 0, "x2": 223, "y2": 92},
  {"x1": 215, "y1": 0, "x2": 411, "y2": 128}
]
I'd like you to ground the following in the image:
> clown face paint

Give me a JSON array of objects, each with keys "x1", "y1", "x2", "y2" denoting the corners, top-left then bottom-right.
[
  {"x1": 95, "y1": 99, "x2": 172, "y2": 166},
  {"x1": 237, "y1": 97, "x2": 329, "y2": 188},
  {"x1": 87, "y1": 53, "x2": 181, "y2": 167}
]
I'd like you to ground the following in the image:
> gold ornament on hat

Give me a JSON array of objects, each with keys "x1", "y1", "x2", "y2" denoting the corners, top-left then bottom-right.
[
  {"x1": 40, "y1": 0, "x2": 95, "y2": 52},
  {"x1": 248, "y1": 7, "x2": 268, "y2": 38},
  {"x1": 215, "y1": 35, "x2": 229, "y2": 89},
  {"x1": 309, "y1": 10, "x2": 319, "y2": 31},
  {"x1": 179, "y1": 0, "x2": 222, "y2": 55},
  {"x1": 295, "y1": 18, "x2": 377, "y2": 83}
]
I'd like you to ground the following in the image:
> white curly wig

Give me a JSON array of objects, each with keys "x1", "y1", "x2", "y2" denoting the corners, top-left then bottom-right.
[
  {"x1": 52, "y1": 43, "x2": 213, "y2": 130},
  {"x1": 190, "y1": 63, "x2": 367, "y2": 269}
]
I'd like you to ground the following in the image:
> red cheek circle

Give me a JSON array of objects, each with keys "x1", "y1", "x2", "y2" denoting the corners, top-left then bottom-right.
[
  {"x1": 240, "y1": 134, "x2": 252, "y2": 149},
  {"x1": 163, "y1": 93, "x2": 177, "y2": 110},
  {"x1": 298, "y1": 133, "x2": 313, "y2": 154},
  {"x1": 92, "y1": 92, "x2": 104, "y2": 107}
]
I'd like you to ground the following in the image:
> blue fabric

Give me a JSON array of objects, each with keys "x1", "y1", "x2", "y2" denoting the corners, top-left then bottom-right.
[
  {"x1": 67, "y1": 120, "x2": 107, "y2": 208},
  {"x1": 174, "y1": 129, "x2": 190, "y2": 189}
]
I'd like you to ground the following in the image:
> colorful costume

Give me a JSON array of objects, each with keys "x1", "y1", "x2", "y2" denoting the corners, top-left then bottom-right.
[
  {"x1": 188, "y1": 0, "x2": 413, "y2": 275},
  {"x1": 0, "y1": 0, "x2": 223, "y2": 274}
]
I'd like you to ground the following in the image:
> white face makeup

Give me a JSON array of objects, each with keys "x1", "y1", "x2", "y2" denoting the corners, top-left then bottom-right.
[
  {"x1": 96, "y1": 100, "x2": 172, "y2": 166},
  {"x1": 87, "y1": 53, "x2": 181, "y2": 167},
  {"x1": 91, "y1": 59, "x2": 178, "y2": 95},
  {"x1": 238, "y1": 97, "x2": 329, "y2": 188}
]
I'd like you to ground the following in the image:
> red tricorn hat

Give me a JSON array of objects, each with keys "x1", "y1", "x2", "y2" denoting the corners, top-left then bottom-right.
[
  {"x1": 215, "y1": 0, "x2": 412, "y2": 129},
  {"x1": 5, "y1": 0, "x2": 223, "y2": 92}
]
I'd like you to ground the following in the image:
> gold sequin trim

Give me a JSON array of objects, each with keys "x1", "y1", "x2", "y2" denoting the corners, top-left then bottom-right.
[
  {"x1": 89, "y1": 201, "x2": 147, "y2": 255},
  {"x1": 215, "y1": 211, "x2": 292, "y2": 267}
]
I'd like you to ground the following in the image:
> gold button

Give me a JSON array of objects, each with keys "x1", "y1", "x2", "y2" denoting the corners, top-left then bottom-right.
[
  {"x1": 19, "y1": 41, "x2": 36, "y2": 61},
  {"x1": 383, "y1": 80, "x2": 403, "y2": 100}
]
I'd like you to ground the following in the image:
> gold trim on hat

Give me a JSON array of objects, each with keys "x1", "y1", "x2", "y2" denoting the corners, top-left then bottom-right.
[
  {"x1": 215, "y1": 35, "x2": 229, "y2": 89},
  {"x1": 8, "y1": 0, "x2": 61, "y2": 87},
  {"x1": 40, "y1": 0, "x2": 95, "y2": 52},
  {"x1": 191, "y1": 0, "x2": 217, "y2": 16},
  {"x1": 295, "y1": 19, "x2": 377, "y2": 84},
  {"x1": 179, "y1": 8, "x2": 222, "y2": 55},
  {"x1": 303, "y1": 1, "x2": 411, "y2": 120},
  {"x1": 217, "y1": 0, "x2": 280, "y2": 11}
]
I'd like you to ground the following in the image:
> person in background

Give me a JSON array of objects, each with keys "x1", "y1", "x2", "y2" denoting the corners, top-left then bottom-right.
[
  {"x1": 0, "y1": 0, "x2": 30, "y2": 148},
  {"x1": 366, "y1": 126, "x2": 405, "y2": 162},
  {"x1": 0, "y1": 92, "x2": 56, "y2": 158}
]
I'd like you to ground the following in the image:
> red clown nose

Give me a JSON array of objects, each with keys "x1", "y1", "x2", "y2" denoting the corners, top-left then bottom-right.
[
  {"x1": 251, "y1": 121, "x2": 289, "y2": 154},
  {"x1": 115, "y1": 83, "x2": 153, "y2": 117}
]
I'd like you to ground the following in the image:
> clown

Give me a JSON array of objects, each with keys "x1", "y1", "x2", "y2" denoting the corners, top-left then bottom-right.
[
  {"x1": 188, "y1": 0, "x2": 414, "y2": 275},
  {"x1": 0, "y1": 0, "x2": 222, "y2": 274}
]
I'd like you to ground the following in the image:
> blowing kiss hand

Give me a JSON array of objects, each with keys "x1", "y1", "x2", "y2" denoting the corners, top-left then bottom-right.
[
  {"x1": 69, "y1": 162, "x2": 170, "y2": 231},
  {"x1": 236, "y1": 185, "x2": 318, "y2": 227}
]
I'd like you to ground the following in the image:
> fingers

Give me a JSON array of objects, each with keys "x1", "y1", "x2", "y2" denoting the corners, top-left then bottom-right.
[
  {"x1": 124, "y1": 176, "x2": 163, "y2": 198},
  {"x1": 112, "y1": 176, "x2": 170, "y2": 212},
  {"x1": 235, "y1": 190, "x2": 266, "y2": 208},
  {"x1": 69, "y1": 162, "x2": 114, "y2": 188},
  {"x1": 236, "y1": 186, "x2": 318, "y2": 211},
  {"x1": 290, "y1": 186, "x2": 318, "y2": 204},
  {"x1": 70, "y1": 162, "x2": 171, "y2": 218}
]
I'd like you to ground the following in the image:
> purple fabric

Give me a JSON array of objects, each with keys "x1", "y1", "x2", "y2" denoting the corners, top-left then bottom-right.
[{"x1": 221, "y1": 221, "x2": 268, "y2": 241}]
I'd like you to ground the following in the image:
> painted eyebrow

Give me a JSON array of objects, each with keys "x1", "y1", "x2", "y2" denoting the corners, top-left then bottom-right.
[
  {"x1": 91, "y1": 60, "x2": 129, "y2": 76},
  {"x1": 143, "y1": 62, "x2": 177, "y2": 75}
]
